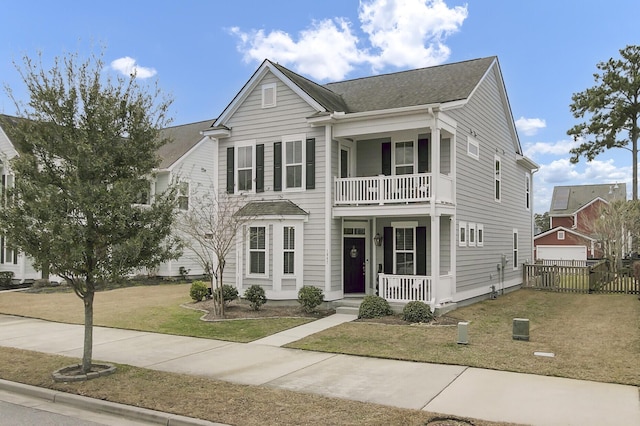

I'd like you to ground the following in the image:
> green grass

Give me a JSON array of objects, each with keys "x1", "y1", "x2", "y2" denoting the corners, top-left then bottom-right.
[
  {"x1": 287, "y1": 289, "x2": 640, "y2": 386},
  {"x1": 0, "y1": 283, "x2": 312, "y2": 342}
]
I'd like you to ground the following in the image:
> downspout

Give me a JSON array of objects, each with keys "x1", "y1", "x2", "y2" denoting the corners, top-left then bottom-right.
[{"x1": 324, "y1": 124, "x2": 333, "y2": 296}]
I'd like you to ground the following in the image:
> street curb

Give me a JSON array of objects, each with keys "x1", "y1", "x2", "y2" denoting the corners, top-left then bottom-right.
[{"x1": 0, "y1": 379, "x2": 226, "y2": 426}]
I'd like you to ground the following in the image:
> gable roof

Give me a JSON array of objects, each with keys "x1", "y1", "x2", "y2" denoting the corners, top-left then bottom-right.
[
  {"x1": 534, "y1": 226, "x2": 597, "y2": 242},
  {"x1": 213, "y1": 56, "x2": 498, "y2": 128},
  {"x1": 549, "y1": 183, "x2": 627, "y2": 216},
  {"x1": 156, "y1": 119, "x2": 214, "y2": 169}
]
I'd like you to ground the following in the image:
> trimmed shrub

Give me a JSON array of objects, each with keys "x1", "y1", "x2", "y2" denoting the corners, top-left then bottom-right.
[
  {"x1": 297, "y1": 285, "x2": 324, "y2": 313},
  {"x1": 0, "y1": 271, "x2": 14, "y2": 287},
  {"x1": 358, "y1": 295, "x2": 392, "y2": 319},
  {"x1": 213, "y1": 284, "x2": 239, "y2": 306},
  {"x1": 189, "y1": 280, "x2": 209, "y2": 302},
  {"x1": 244, "y1": 285, "x2": 267, "y2": 311},
  {"x1": 402, "y1": 300, "x2": 434, "y2": 323}
]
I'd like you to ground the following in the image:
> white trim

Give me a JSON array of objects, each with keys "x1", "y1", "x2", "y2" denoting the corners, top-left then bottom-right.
[
  {"x1": 477, "y1": 224, "x2": 484, "y2": 247},
  {"x1": 513, "y1": 228, "x2": 519, "y2": 270},
  {"x1": 459, "y1": 221, "x2": 467, "y2": 247},
  {"x1": 525, "y1": 173, "x2": 531, "y2": 211},
  {"x1": 393, "y1": 225, "x2": 416, "y2": 275},
  {"x1": 246, "y1": 225, "x2": 269, "y2": 278},
  {"x1": 557, "y1": 230, "x2": 565, "y2": 240},
  {"x1": 468, "y1": 222, "x2": 476, "y2": 247}
]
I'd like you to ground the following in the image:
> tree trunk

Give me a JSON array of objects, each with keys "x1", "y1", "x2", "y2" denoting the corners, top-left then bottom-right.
[
  {"x1": 218, "y1": 266, "x2": 225, "y2": 317},
  {"x1": 633, "y1": 131, "x2": 638, "y2": 201},
  {"x1": 82, "y1": 290, "x2": 94, "y2": 374}
]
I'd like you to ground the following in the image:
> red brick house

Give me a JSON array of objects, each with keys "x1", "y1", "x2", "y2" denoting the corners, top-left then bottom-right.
[{"x1": 534, "y1": 183, "x2": 626, "y2": 261}]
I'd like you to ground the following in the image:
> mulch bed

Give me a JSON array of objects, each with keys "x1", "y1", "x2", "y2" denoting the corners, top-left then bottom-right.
[{"x1": 188, "y1": 298, "x2": 462, "y2": 326}]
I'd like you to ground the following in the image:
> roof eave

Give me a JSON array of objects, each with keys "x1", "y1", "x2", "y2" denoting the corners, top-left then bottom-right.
[{"x1": 307, "y1": 104, "x2": 440, "y2": 126}]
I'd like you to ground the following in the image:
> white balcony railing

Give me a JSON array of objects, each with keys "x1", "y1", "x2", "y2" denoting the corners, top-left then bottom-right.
[
  {"x1": 334, "y1": 173, "x2": 431, "y2": 205},
  {"x1": 378, "y1": 273, "x2": 432, "y2": 304}
]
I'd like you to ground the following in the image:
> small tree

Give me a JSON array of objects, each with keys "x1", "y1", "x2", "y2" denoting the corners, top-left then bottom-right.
[
  {"x1": 534, "y1": 211, "x2": 550, "y2": 233},
  {"x1": 176, "y1": 190, "x2": 253, "y2": 317},
  {"x1": 568, "y1": 45, "x2": 640, "y2": 200},
  {"x1": 0, "y1": 51, "x2": 180, "y2": 374},
  {"x1": 585, "y1": 200, "x2": 639, "y2": 269}
]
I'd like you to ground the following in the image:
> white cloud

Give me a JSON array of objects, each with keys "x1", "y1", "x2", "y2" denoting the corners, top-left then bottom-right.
[
  {"x1": 515, "y1": 116, "x2": 546, "y2": 136},
  {"x1": 229, "y1": 0, "x2": 468, "y2": 81},
  {"x1": 110, "y1": 57, "x2": 157, "y2": 79},
  {"x1": 523, "y1": 138, "x2": 579, "y2": 159}
]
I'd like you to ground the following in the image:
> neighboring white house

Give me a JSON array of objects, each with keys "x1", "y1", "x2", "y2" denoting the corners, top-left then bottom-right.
[
  {"x1": 0, "y1": 115, "x2": 216, "y2": 282},
  {"x1": 199, "y1": 57, "x2": 538, "y2": 309}
]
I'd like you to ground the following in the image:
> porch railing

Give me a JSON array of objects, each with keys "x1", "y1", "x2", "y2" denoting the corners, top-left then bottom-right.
[
  {"x1": 378, "y1": 273, "x2": 432, "y2": 303},
  {"x1": 334, "y1": 173, "x2": 431, "y2": 205}
]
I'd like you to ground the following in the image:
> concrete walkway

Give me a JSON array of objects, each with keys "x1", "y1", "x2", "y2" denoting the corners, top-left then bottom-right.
[{"x1": 0, "y1": 313, "x2": 638, "y2": 425}]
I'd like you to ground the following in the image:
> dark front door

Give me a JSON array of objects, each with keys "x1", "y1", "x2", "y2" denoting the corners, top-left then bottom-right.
[{"x1": 344, "y1": 237, "x2": 365, "y2": 293}]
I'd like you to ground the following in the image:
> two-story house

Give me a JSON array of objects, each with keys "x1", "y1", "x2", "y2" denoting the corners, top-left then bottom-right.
[
  {"x1": 534, "y1": 183, "x2": 627, "y2": 261},
  {"x1": 201, "y1": 57, "x2": 537, "y2": 310}
]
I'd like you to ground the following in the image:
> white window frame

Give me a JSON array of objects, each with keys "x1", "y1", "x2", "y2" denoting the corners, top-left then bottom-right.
[
  {"x1": 459, "y1": 221, "x2": 467, "y2": 247},
  {"x1": 477, "y1": 224, "x2": 484, "y2": 247},
  {"x1": 177, "y1": 181, "x2": 189, "y2": 211},
  {"x1": 468, "y1": 223, "x2": 476, "y2": 247},
  {"x1": 394, "y1": 226, "x2": 416, "y2": 275},
  {"x1": 467, "y1": 136, "x2": 479, "y2": 159},
  {"x1": 236, "y1": 140, "x2": 256, "y2": 193},
  {"x1": 557, "y1": 230, "x2": 565, "y2": 240},
  {"x1": 247, "y1": 225, "x2": 269, "y2": 277},
  {"x1": 393, "y1": 140, "x2": 416, "y2": 175},
  {"x1": 283, "y1": 226, "x2": 295, "y2": 275},
  {"x1": 495, "y1": 155, "x2": 502, "y2": 202},
  {"x1": 525, "y1": 173, "x2": 531, "y2": 211},
  {"x1": 261, "y1": 83, "x2": 277, "y2": 108},
  {"x1": 513, "y1": 229, "x2": 519, "y2": 270},
  {"x1": 282, "y1": 134, "x2": 305, "y2": 190}
]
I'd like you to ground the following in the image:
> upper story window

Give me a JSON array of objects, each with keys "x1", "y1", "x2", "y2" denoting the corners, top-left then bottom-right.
[
  {"x1": 469, "y1": 223, "x2": 476, "y2": 247},
  {"x1": 237, "y1": 145, "x2": 254, "y2": 192},
  {"x1": 177, "y1": 181, "x2": 189, "y2": 210},
  {"x1": 467, "y1": 136, "x2": 479, "y2": 159},
  {"x1": 459, "y1": 221, "x2": 467, "y2": 247},
  {"x1": 394, "y1": 141, "x2": 414, "y2": 175},
  {"x1": 477, "y1": 224, "x2": 484, "y2": 247},
  {"x1": 284, "y1": 136, "x2": 304, "y2": 189},
  {"x1": 495, "y1": 155, "x2": 502, "y2": 202},
  {"x1": 262, "y1": 83, "x2": 277, "y2": 108}
]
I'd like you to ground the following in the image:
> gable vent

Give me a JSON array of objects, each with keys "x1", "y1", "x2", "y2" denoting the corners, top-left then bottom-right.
[{"x1": 262, "y1": 83, "x2": 276, "y2": 108}]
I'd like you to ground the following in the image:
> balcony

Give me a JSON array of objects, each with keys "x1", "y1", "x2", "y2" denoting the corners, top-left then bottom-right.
[{"x1": 334, "y1": 173, "x2": 452, "y2": 206}]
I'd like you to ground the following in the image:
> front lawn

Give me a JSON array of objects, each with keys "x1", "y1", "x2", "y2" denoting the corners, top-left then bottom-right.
[
  {"x1": 288, "y1": 289, "x2": 640, "y2": 386},
  {"x1": 0, "y1": 283, "x2": 312, "y2": 342}
]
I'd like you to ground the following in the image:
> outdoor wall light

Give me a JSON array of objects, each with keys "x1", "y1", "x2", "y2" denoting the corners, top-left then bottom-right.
[{"x1": 374, "y1": 233, "x2": 383, "y2": 246}]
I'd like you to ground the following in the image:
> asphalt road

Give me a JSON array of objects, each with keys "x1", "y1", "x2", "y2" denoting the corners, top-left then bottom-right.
[{"x1": 0, "y1": 389, "x2": 155, "y2": 426}]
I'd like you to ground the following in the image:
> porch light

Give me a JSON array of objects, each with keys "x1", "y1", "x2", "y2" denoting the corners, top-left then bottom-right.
[{"x1": 374, "y1": 233, "x2": 383, "y2": 247}]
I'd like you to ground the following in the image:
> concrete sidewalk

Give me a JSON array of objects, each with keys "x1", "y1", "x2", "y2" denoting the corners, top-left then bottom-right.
[{"x1": 0, "y1": 313, "x2": 638, "y2": 425}]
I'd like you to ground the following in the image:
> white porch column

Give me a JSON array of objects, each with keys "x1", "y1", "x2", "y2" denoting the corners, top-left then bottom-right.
[
  {"x1": 324, "y1": 124, "x2": 333, "y2": 295},
  {"x1": 430, "y1": 118, "x2": 441, "y2": 305}
]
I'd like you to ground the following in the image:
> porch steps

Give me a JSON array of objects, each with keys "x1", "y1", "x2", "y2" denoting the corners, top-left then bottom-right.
[{"x1": 332, "y1": 297, "x2": 407, "y2": 315}]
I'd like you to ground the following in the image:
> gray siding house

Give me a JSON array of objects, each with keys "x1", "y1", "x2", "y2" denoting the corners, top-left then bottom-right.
[{"x1": 202, "y1": 57, "x2": 538, "y2": 309}]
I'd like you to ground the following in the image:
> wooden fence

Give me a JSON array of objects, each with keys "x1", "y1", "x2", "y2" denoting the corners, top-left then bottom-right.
[{"x1": 523, "y1": 260, "x2": 640, "y2": 294}]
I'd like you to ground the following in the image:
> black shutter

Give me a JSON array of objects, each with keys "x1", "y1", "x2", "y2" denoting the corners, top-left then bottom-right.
[
  {"x1": 383, "y1": 227, "x2": 393, "y2": 274},
  {"x1": 416, "y1": 226, "x2": 427, "y2": 275},
  {"x1": 306, "y1": 138, "x2": 315, "y2": 189},
  {"x1": 382, "y1": 142, "x2": 391, "y2": 176},
  {"x1": 256, "y1": 144, "x2": 264, "y2": 193},
  {"x1": 274, "y1": 142, "x2": 282, "y2": 191},
  {"x1": 418, "y1": 138, "x2": 429, "y2": 173},
  {"x1": 226, "y1": 147, "x2": 234, "y2": 194}
]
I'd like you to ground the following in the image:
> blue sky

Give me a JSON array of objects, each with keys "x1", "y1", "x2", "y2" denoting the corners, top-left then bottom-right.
[{"x1": 1, "y1": 0, "x2": 638, "y2": 213}]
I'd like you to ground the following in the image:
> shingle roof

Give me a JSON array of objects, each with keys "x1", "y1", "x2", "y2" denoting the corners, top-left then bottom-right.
[
  {"x1": 235, "y1": 200, "x2": 308, "y2": 217},
  {"x1": 157, "y1": 119, "x2": 214, "y2": 169},
  {"x1": 323, "y1": 57, "x2": 495, "y2": 113},
  {"x1": 550, "y1": 183, "x2": 627, "y2": 215}
]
